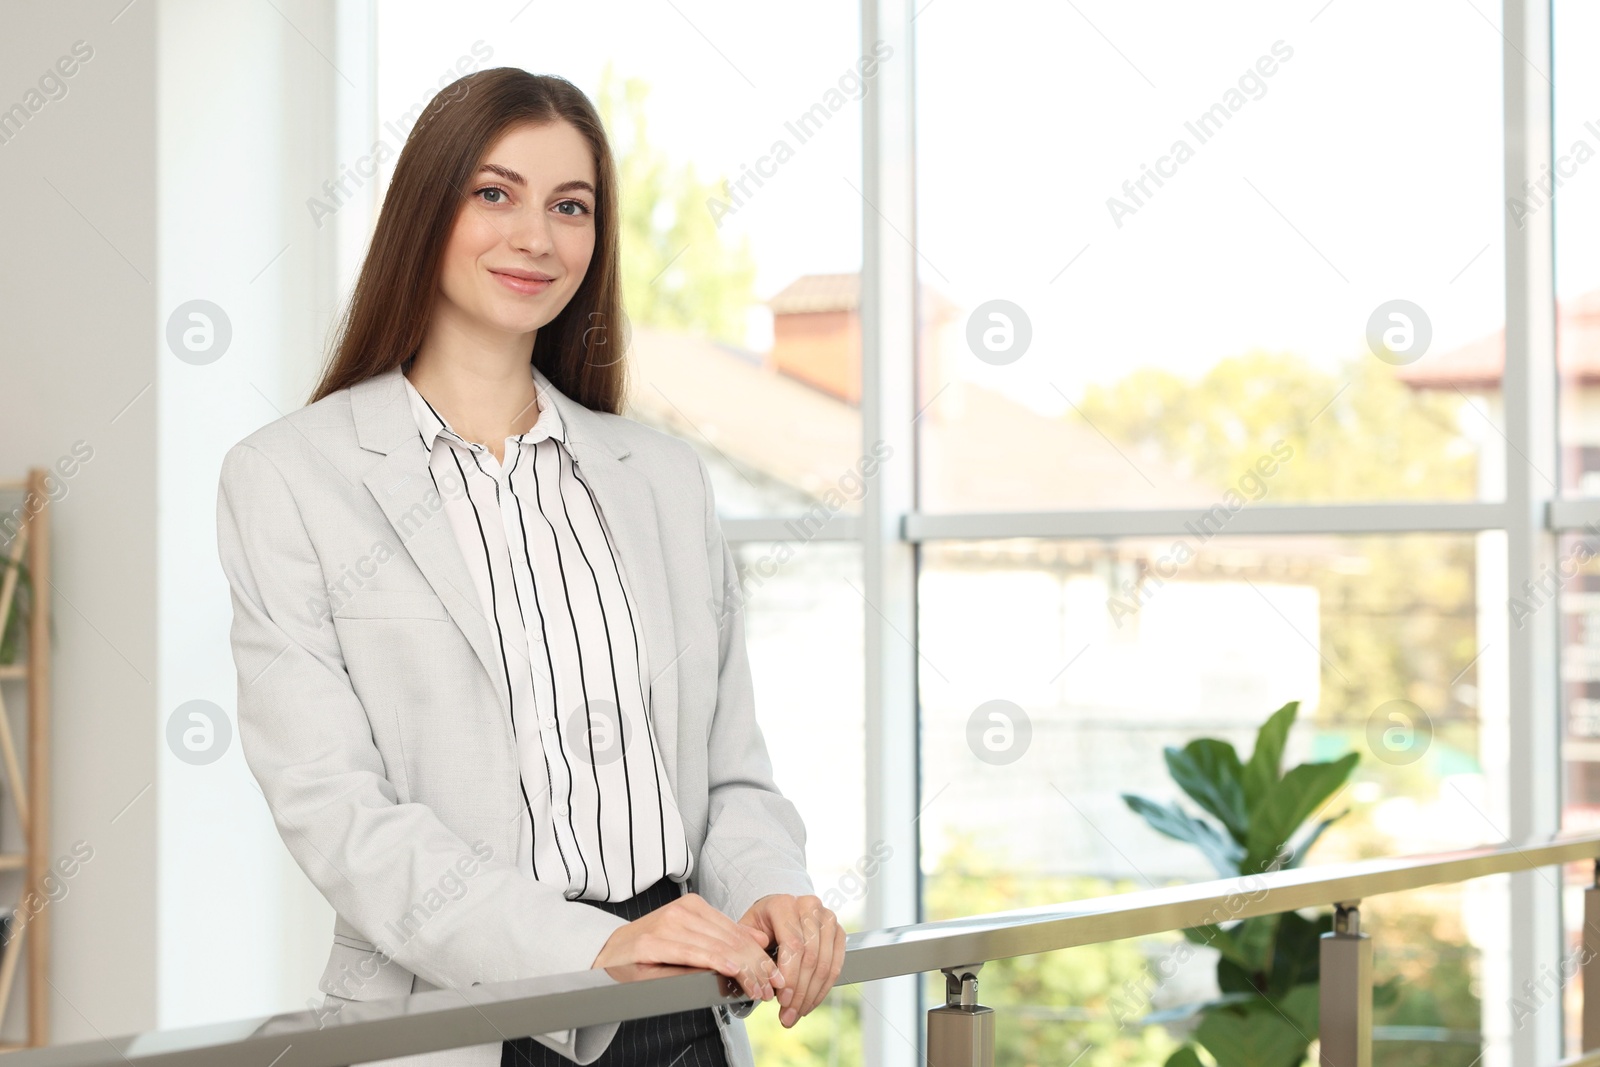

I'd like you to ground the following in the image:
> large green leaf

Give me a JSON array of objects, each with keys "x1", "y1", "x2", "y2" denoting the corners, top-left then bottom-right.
[
  {"x1": 1267, "y1": 911, "x2": 1330, "y2": 995},
  {"x1": 1183, "y1": 918, "x2": 1275, "y2": 974},
  {"x1": 1231, "y1": 915, "x2": 1280, "y2": 976},
  {"x1": 1145, "y1": 991, "x2": 1257, "y2": 1027},
  {"x1": 1123, "y1": 793, "x2": 1245, "y2": 878},
  {"x1": 1282, "y1": 811, "x2": 1346, "y2": 869},
  {"x1": 1184, "y1": 923, "x2": 1240, "y2": 961},
  {"x1": 1163, "y1": 1046, "x2": 1207, "y2": 1067},
  {"x1": 1242, "y1": 701, "x2": 1299, "y2": 808},
  {"x1": 1217, "y1": 953, "x2": 1257, "y2": 995},
  {"x1": 1274, "y1": 982, "x2": 1320, "y2": 1037},
  {"x1": 1244, "y1": 752, "x2": 1360, "y2": 874},
  {"x1": 1164, "y1": 1043, "x2": 1203, "y2": 1067},
  {"x1": 1194, "y1": 998, "x2": 1310, "y2": 1067},
  {"x1": 1165, "y1": 740, "x2": 1251, "y2": 845}
]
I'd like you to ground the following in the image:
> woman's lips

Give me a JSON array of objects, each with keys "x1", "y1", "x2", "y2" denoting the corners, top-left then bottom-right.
[{"x1": 491, "y1": 270, "x2": 553, "y2": 295}]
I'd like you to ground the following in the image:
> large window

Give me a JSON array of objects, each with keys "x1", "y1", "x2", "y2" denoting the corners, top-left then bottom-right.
[
  {"x1": 913, "y1": 1, "x2": 1505, "y2": 513},
  {"x1": 908, "y1": 3, "x2": 1522, "y2": 1064},
  {"x1": 918, "y1": 533, "x2": 1500, "y2": 1066},
  {"x1": 370, "y1": 2, "x2": 1570, "y2": 1065},
  {"x1": 1556, "y1": 0, "x2": 1600, "y2": 1053}
]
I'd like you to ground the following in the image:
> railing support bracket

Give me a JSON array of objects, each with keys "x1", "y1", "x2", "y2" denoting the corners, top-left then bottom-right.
[
  {"x1": 1320, "y1": 902, "x2": 1372, "y2": 1067},
  {"x1": 926, "y1": 963, "x2": 994, "y2": 1067}
]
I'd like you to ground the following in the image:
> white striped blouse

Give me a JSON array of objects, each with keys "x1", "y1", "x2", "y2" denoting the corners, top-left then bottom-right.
[{"x1": 400, "y1": 361, "x2": 692, "y2": 903}]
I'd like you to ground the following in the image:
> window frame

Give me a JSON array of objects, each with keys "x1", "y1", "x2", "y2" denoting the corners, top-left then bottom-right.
[{"x1": 717, "y1": 1, "x2": 1566, "y2": 1063}]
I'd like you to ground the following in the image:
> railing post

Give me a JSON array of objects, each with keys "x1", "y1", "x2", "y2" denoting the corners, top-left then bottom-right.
[
  {"x1": 1320, "y1": 902, "x2": 1372, "y2": 1067},
  {"x1": 926, "y1": 964, "x2": 994, "y2": 1067},
  {"x1": 1584, "y1": 861, "x2": 1600, "y2": 1053}
]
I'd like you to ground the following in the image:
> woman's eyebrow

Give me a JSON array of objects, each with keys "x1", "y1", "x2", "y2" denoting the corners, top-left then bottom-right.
[{"x1": 477, "y1": 163, "x2": 595, "y2": 197}]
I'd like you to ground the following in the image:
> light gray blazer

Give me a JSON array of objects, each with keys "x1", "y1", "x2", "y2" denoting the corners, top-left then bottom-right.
[{"x1": 216, "y1": 364, "x2": 815, "y2": 1067}]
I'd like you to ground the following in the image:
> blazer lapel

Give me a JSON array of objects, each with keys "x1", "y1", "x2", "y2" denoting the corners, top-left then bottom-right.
[
  {"x1": 350, "y1": 369, "x2": 512, "y2": 721},
  {"x1": 347, "y1": 365, "x2": 682, "y2": 796}
]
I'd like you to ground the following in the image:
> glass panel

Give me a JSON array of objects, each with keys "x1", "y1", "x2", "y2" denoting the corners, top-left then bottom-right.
[
  {"x1": 375, "y1": 0, "x2": 866, "y2": 517},
  {"x1": 918, "y1": 883, "x2": 1489, "y2": 1067},
  {"x1": 1548, "y1": 28, "x2": 1590, "y2": 1053},
  {"x1": 1560, "y1": 532, "x2": 1600, "y2": 829},
  {"x1": 732, "y1": 541, "x2": 865, "y2": 1064},
  {"x1": 913, "y1": 2, "x2": 1505, "y2": 511},
  {"x1": 1561, "y1": 527, "x2": 1600, "y2": 1056},
  {"x1": 1557, "y1": 0, "x2": 1600, "y2": 496},
  {"x1": 1562, "y1": 860, "x2": 1593, "y2": 1059},
  {"x1": 919, "y1": 533, "x2": 1508, "y2": 1065}
]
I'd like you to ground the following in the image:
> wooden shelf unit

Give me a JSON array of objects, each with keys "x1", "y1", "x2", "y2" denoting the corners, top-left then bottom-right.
[{"x1": 0, "y1": 469, "x2": 51, "y2": 1049}]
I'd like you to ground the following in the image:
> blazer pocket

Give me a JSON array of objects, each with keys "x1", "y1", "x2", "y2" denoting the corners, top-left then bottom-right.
[{"x1": 333, "y1": 589, "x2": 453, "y2": 621}]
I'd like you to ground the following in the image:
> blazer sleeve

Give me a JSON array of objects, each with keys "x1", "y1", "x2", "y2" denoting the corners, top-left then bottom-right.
[
  {"x1": 216, "y1": 441, "x2": 629, "y2": 1064},
  {"x1": 690, "y1": 453, "x2": 818, "y2": 922}
]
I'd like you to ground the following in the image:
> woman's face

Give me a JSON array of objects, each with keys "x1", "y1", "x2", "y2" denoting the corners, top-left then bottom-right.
[{"x1": 436, "y1": 119, "x2": 598, "y2": 342}]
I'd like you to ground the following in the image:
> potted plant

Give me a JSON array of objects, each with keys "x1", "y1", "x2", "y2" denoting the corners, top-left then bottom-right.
[{"x1": 1122, "y1": 701, "x2": 1382, "y2": 1067}]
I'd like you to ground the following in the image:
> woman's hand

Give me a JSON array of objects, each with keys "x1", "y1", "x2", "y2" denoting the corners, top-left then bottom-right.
[
  {"x1": 737, "y1": 894, "x2": 844, "y2": 1028},
  {"x1": 590, "y1": 892, "x2": 786, "y2": 1003}
]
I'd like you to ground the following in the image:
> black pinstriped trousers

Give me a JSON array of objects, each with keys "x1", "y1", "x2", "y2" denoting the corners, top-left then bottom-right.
[{"x1": 500, "y1": 877, "x2": 730, "y2": 1067}]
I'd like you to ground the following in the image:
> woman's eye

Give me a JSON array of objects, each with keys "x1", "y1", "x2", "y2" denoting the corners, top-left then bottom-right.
[
  {"x1": 555, "y1": 200, "x2": 591, "y2": 217},
  {"x1": 475, "y1": 186, "x2": 508, "y2": 205}
]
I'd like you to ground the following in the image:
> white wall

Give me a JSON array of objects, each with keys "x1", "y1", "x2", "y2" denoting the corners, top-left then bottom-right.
[
  {"x1": 0, "y1": 0, "x2": 160, "y2": 1044},
  {"x1": 2, "y1": 0, "x2": 374, "y2": 1046}
]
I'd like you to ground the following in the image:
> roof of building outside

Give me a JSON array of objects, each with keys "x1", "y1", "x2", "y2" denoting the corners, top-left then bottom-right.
[
  {"x1": 765, "y1": 271, "x2": 962, "y2": 322},
  {"x1": 1398, "y1": 287, "x2": 1600, "y2": 389},
  {"x1": 622, "y1": 320, "x2": 1347, "y2": 563},
  {"x1": 766, "y1": 272, "x2": 859, "y2": 315}
]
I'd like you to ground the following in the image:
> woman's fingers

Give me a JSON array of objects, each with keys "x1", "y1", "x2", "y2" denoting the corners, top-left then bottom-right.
[
  {"x1": 671, "y1": 909, "x2": 779, "y2": 991},
  {"x1": 780, "y1": 898, "x2": 842, "y2": 1026},
  {"x1": 766, "y1": 903, "x2": 806, "y2": 1021},
  {"x1": 794, "y1": 913, "x2": 832, "y2": 1020},
  {"x1": 637, "y1": 932, "x2": 771, "y2": 1001},
  {"x1": 590, "y1": 892, "x2": 789, "y2": 1005},
  {"x1": 656, "y1": 935, "x2": 767, "y2": 1000},
  {"x1": 650, "y1": 902, "x2": 778, "y2": 1000},
  {"x1": 801, "y1": 921, "x2": 844, "y2": 1019},
  {"x1": 783, "y1": 905, "x2": 823, "y2": 1025},
  {"x1": 761, "y1": 902, "x2": 804, "y2": 1007}
]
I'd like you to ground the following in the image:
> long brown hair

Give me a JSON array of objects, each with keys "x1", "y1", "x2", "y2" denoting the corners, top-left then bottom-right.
[{"x1": 309, "y1": 68, "x2": 626, "y2": 412}]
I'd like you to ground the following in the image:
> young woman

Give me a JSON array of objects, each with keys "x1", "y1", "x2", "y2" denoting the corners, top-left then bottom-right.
[{"x1": 216, "y1": 68, "x2": 843, "y2": 1067}]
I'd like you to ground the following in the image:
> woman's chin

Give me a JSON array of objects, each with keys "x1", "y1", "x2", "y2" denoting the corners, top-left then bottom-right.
[{"x1": 478, "y1": 305, "x2": 554, "y2": 338}]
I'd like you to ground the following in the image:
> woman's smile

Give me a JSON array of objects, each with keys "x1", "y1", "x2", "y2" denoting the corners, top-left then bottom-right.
[{"x1": 489, "y1": 268, "x2": 554, "y2": 296}]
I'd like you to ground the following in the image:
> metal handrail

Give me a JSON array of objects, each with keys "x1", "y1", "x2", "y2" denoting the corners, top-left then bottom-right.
[{"x1": 6, "y1": 831, "x2": 1600, "y2": 1067}]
